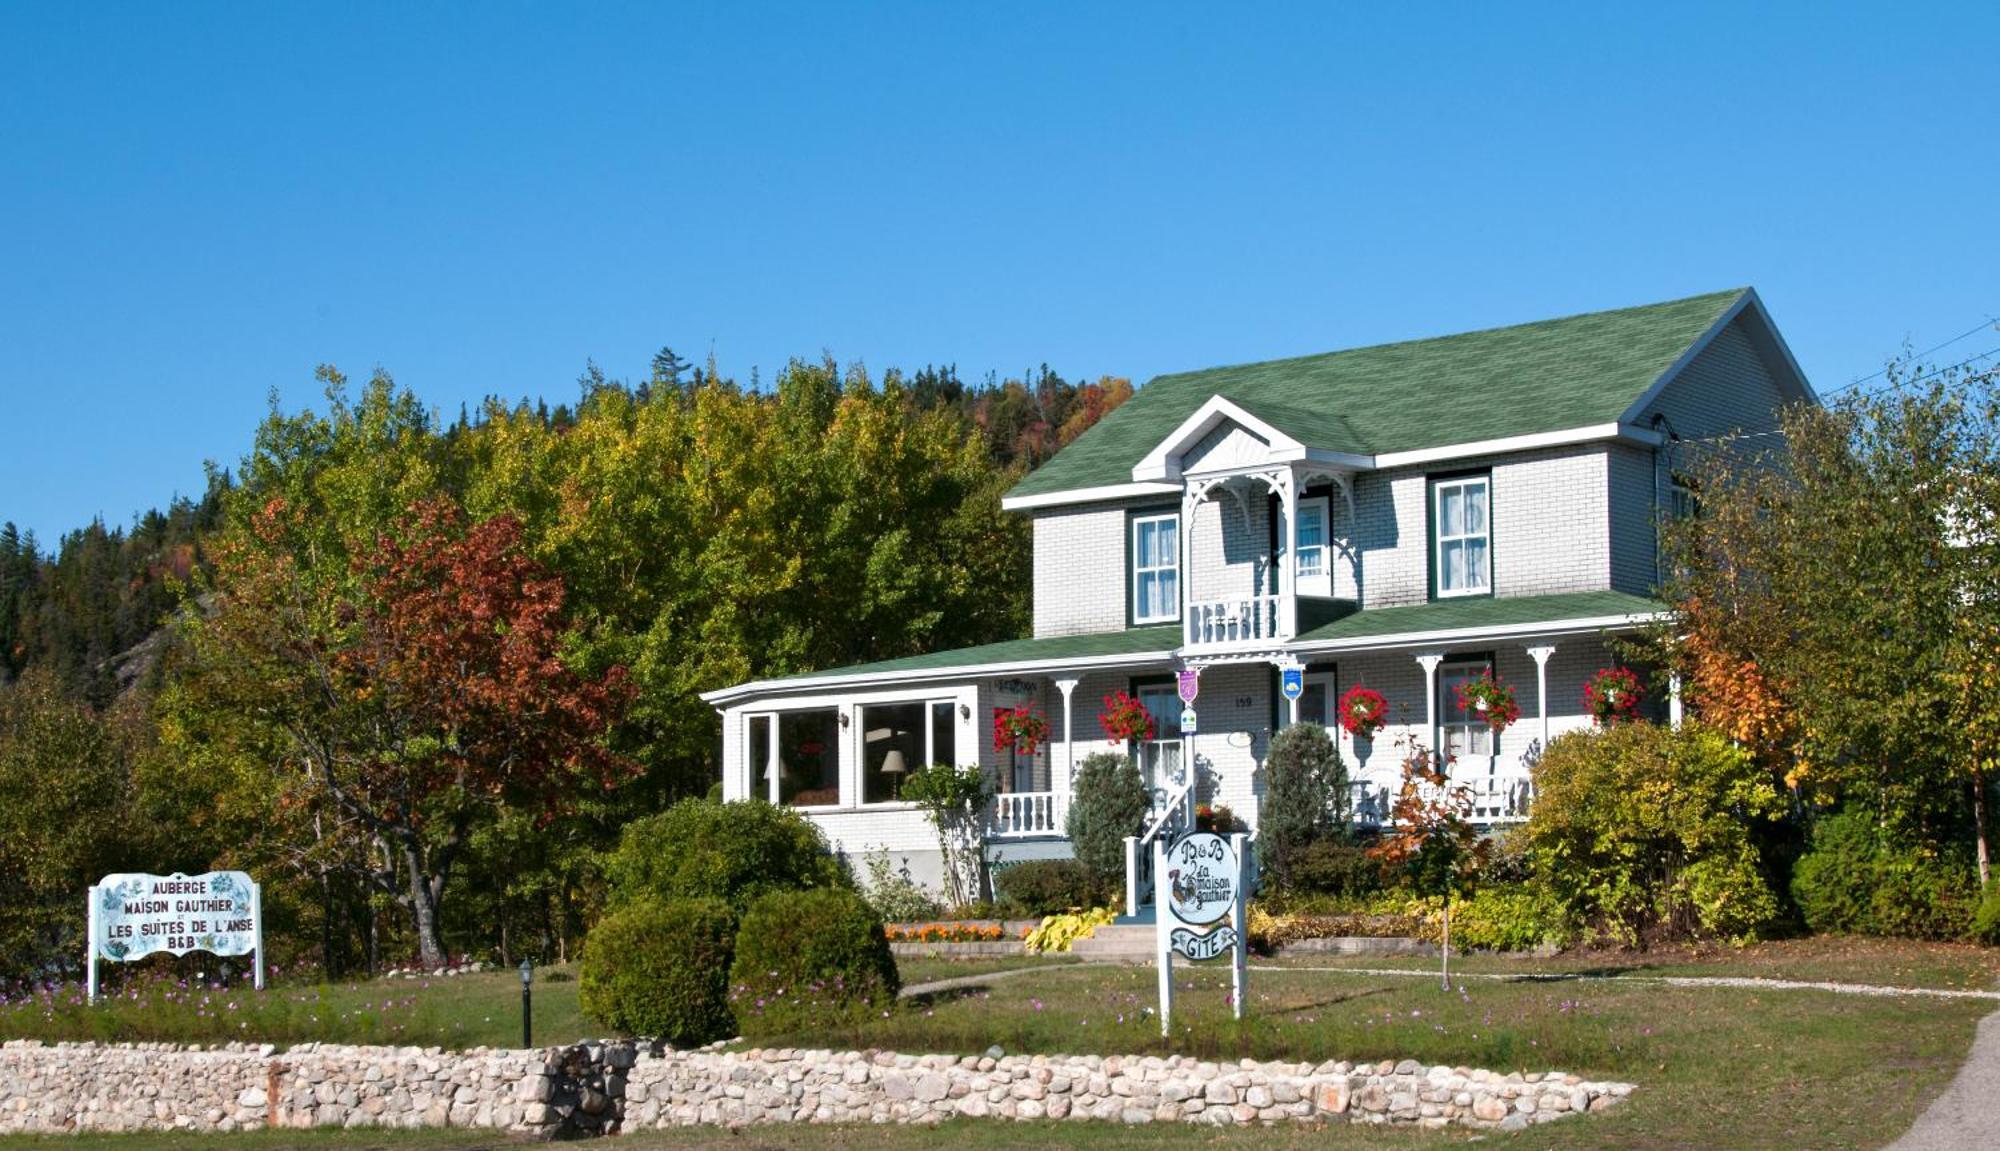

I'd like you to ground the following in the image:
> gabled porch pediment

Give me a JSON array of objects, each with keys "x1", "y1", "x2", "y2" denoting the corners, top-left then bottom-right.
[{"x1": 1132, "y1": 395, "x2": 1301, "y2": 483}]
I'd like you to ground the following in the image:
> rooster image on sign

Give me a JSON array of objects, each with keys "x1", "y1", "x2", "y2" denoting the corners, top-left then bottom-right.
[{"x1": 1164, "y1": 832, "x2": 1236, "y2": 927}]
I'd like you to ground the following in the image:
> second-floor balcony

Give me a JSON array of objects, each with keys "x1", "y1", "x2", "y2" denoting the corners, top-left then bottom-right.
[{"x1": 1184, "y1": 593, "x2": 1282, "y2": 649}]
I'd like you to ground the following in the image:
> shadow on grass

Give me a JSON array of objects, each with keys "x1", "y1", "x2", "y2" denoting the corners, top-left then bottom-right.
[{"x1": 900, "y1": 986, "x2": 995, "y2": 1011}]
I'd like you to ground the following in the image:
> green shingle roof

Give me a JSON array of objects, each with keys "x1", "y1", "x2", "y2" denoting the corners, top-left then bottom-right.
[
  {"x1": 709, "y1": 592, "x2": 1666, "y2": 702},
  {"x1": 765, "y1": 625, "x2": 1180, "y2": 684},
  {"x1": 1294, "y1": 590, "x2": 1665, "y2": 645},
  {"x1": 1008, "y1": 289, "x2": 1748, "y2": 500}
]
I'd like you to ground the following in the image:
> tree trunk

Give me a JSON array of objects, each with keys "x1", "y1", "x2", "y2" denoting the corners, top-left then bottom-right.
[
  {"x1": 1976, "y1": 769, "x2": 1991, "y2": 891},
  {"x1": 405, "y1": 844, "x2": 447, "y2": 970}
]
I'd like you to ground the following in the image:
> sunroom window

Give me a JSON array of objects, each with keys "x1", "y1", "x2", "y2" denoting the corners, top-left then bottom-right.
[
  {"x1": 1131, "y1": 513, "x2": 1179, "y2": 624},
  {"x1": 861, "y1": 699, "x2": 960, "y2": 804},
  {"x1": 1433, "y1": 476, "x2": 1490, "y2": 597},
  {"x1": 746, "y1": 709, "x2": 840, "y2": 807}
]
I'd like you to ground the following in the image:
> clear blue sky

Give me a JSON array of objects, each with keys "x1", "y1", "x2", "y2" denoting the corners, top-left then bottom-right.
[{"x1": 3, "y1": 2, "x2": 1995, "y2": 545}]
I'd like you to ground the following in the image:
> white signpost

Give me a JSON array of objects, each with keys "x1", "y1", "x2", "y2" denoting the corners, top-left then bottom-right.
[
  {"x1": 87, "y1": 870, "x2": 263, "y2": 1002},
  {"x1": 1153, "y1": 830, "x2": 1248, "y2": 1036}
]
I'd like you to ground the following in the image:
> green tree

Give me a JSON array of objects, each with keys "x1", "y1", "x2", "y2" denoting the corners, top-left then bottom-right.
[
  {"x1": 1656, "y1": 361, "x2": 2000, "y2": 888},
  {"x1": 0, "y1": 671, "x2": 137, "y2": 979}
]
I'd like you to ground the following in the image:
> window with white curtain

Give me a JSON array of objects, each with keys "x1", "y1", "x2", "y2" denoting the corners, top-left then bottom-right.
[
  {"x1": 1433, "y1": 476, "x2": 1491, "y2": 597},
  {"x1": 1131, "y1": 513, "x2": 1179, "y2": 624}
]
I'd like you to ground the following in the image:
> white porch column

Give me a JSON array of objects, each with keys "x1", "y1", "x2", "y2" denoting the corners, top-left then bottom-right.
[
  {"x1": 1180, "y1": 486, "x2": 1201, "y2": 645},
  {"x1": 1668, "y1": 672, "x2": 1684, "y2": 730},
  {"x1": 1054, "y1": 677, "x2": 1080, "y2": 792},
  {"x1": 765, "y1": 715, "x2": 782, "y2": 804},
  {"x1": 1279, "y1": 468, "x2": 1299, "y2": 638},
  {"x1": 1526, "y1": 644, "x2": 1556, "y2": 751},
  {"x1": 1415, "y1": 652, "x2": 1445, "y2": 753}
]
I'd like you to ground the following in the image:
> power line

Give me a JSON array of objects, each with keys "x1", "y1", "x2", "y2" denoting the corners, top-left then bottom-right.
[{"x1": 1835, "y1": 315, "x2": 1999, "y2": 395}]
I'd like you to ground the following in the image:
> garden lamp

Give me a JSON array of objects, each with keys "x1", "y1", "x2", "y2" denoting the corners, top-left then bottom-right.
[{"x1": 519, "y1": 958, "x2": 533, "y2": 1048}]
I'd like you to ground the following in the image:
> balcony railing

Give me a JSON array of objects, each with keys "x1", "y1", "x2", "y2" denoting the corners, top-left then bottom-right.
[
  {"x1": 1184, "y1": 594, "x2": 1281, "y2": 648},
  {"x1": 990, "y1": 791, "x2": 1065, "y2": 838}
]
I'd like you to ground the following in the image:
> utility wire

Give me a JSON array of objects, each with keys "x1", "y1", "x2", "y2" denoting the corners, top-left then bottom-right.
[{"x1": 1834, "y1": 315, "x2": 1999, "y2": 395}]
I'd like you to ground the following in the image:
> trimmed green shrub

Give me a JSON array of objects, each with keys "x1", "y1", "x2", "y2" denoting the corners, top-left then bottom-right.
[
  {"x1": 605, "y1": 797, "x2": 849, "y2": 913},
  {"x1": 1065, "y1": 752, "x2": 1151, "y2": 888},
  {"x1": 728, "y1": 887, "x2": 900, "y2": 1035},
  {"x1": 994, "y1": 859, "x2": 1103, "y2": 916},
  {"x1": 1261, "y1": 723, "x2": 1349, "y2": 893},
  {"x1": 1442, "y1": 885, "x2": 1563, "y2": 952},
  {"x1": 1287, "y1": 839, "x2": 1383, "y2": 899},
  {"x1": 1792, "y1": 810, "x2": 1981, "y2": 940},
  {"x1": 577, "y1": 898, "x2": 736, "y2": 1044},
  {"x1": 1524, "y1": 721, "x2": 1784, "y2": 944},
  {"x1": 1973, "y1": 883, "x2": 2000, "y2": 946}
]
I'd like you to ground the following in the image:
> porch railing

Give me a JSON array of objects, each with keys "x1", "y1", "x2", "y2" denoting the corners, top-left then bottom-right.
[
  {"x1": 1350, "y1": 761, "x2": 1535, "y2": 826},
  {"x1": 1184, "y1": 594, "x2": 1281, "y2": 648},
  {"x1": 990, "y1": 791, "x2": 1066, "y2": 838}
]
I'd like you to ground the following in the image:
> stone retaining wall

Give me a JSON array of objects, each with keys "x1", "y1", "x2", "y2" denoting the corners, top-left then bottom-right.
[{"x1": 0, "y1": 1039, "x2": 1633, "y2": 1135}]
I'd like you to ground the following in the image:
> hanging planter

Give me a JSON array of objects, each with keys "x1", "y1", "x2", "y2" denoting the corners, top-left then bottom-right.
[
  {"x1": 1454, "y1": 669, "x2": 1520, "y2": 733},
  {"x1": 1584, "y1": 666, "x2": 1645, "y2": 725},
  {"x1": 1097, "y1": 691, "x2": 1157, "y2": 743},
  {"x1": 991, "y1": 706, "x2": 1050, "y2": 757},
  {"x1": 1337, "y1": 684, "x2": 1389, "y2": 739}
]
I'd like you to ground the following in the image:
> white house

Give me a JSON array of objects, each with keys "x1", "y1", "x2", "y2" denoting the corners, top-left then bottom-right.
[{"x1": 701, "y1": 288, "x2": 1815, "y2": 896}]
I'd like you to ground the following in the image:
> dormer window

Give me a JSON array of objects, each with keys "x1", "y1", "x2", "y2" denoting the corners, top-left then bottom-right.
[
  {"x1": 1130, "y1": 512, "x2": 1180, "y2": 625},
  {"x1": 1432, "y1": 475, "x2": 1491, "y2": 598}
]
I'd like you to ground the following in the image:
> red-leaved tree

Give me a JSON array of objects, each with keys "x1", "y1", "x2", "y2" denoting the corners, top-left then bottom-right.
[{"x1": 192, "y1": 497, "x2": 635, "y2": 969}]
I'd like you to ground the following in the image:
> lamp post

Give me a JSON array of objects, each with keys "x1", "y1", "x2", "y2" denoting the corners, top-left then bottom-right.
[{"x1": 519, "y1": 958, "x2": 533, "y2": 1048}]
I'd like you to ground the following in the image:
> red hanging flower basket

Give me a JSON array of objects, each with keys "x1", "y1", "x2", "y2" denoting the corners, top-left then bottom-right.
[
  {"x1": 1098, "y1": 691, "x2": 1157, "y2": 743},
  {"x1": 1584, "y1": 666, "x2": 1644, "y2": 725},
  {"x1": 991, "y1": 706, "x2": 1049, "y2": 756},
  {"x1": 1337, "y1": 685, "x2": 1389, "y2": 739},
  {"x1": 1454, "y1": 669, "x2": 1519, "y2": 733}
]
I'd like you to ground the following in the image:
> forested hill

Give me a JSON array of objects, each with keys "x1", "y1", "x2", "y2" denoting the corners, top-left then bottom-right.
[
  {"x1": 0, "y1": 356, "x2": 1127, "y2": 706},
  {"x1": 0, "y1": 487, "x2": 228, "y2": 706}
]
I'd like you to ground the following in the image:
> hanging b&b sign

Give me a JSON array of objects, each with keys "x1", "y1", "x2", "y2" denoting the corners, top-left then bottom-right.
[
  {"x1": 1153, "y1": 830, "x2": 1249, "y2": 1035},
  {"x1": 87, "y1": 870, "x2": 264, "y2": 1001}
]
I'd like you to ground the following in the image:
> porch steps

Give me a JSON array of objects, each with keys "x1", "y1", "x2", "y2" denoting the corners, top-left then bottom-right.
[{"x1": 1068, "y1": 924, "x2": 1158, "y2": 963}]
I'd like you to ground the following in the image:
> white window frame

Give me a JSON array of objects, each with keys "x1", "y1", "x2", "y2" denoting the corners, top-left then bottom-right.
[
  {"x1": 1130, "y1": 512, "x2": 1180, "y2": 625},
  {"x1": 859, "y1": 697, "x2": 961, "y2": 807},
  {"x1": 1437, "y1": 659, "x2": 1496, "y2": 765},
  {"x1": 1279, "y1": 496, "x2": 1332, "y2": 598},
  {"x1": 1432, "y1": 476, "x2": 1491, "y2": 598}
]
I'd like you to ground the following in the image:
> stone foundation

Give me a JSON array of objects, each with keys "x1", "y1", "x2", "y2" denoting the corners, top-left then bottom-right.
[{"x1": 0, "y1": 1039, "x2": 1633, "y2": 1135}]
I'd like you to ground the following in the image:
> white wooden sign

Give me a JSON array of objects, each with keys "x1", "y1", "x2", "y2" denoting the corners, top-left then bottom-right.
[
  {"x1": 88, "y1": 871, "x2": 264, "y2": 1001},
  {"x1": 1153, "y1": 830, "x2": 1248, "y2": 1036}
]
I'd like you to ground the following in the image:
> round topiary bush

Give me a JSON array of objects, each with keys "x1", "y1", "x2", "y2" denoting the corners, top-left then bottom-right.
[
  {"x1": 728, "y1": 887, "x2": 900, "y2": 1036},
  {"x1": 605, "y1": 797, "x2": 850, "y2": 913},
  {"x1": 578, "y1": 897, "x2": 737, "y2": 1045},
  {"x1": 1065, "y1": 752, "x2": 1151, "y2": 889}
]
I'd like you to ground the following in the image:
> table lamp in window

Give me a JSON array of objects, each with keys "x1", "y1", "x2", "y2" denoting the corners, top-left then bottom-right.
[{"x1": 880, "y1": 749, "x2": 908, "y2": 799}]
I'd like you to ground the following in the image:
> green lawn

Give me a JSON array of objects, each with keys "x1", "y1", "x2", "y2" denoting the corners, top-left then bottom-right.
[
  {"x1": 1263, "y1": 935, "x2": 2000, "y2": 991},
  {"x1": 0, "y1": 967, "x2": 590, "y2": 1050},
  {"x1": 896, "y1": 954, "x2": 1081, "y2": 986}
]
